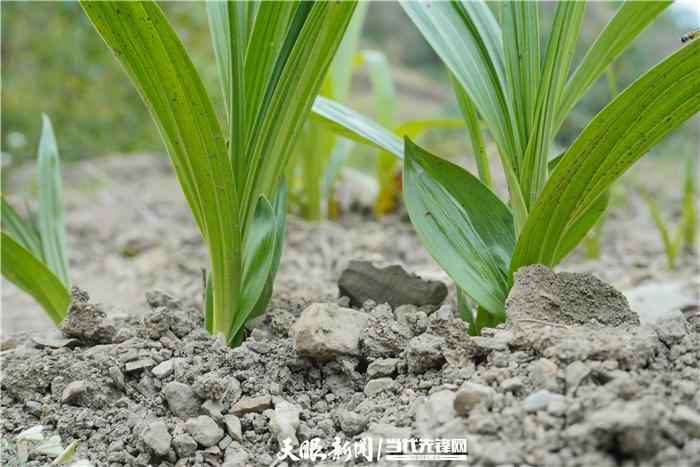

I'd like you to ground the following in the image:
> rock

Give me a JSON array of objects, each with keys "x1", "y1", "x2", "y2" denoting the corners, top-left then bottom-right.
[
  {"x1": 60, "y1": 287, "x2": 117, "y2": 344},
  {"x1": 529, "y1": 358, "x2": 559, "y2": 391},
  {"x1": 202, "y1": 399, "x2": 225, "y2": 423},
  {"x1": 125, "y1": 358, "x2": 156, "y2": 374},
  {"x1": 193, "y1": 372, "x2": 229, "y2": 400},
  {"x1": 185, "y1": 415, "x2": 224, "y2": 447},
  {"x1": 338, "y1": 260, "x2": 447, "y2": 308},
  {"x1": 453, "y1": 383, "x2": 495, "y2": 415},
  {"x1": 337, "y1": 411, "x2": 368, "y2": 436},
  {"x1": 230, "y1": 395, "x2": 272, "y2": 416},
  {"x1": 163, "y1": 381, "x2": 202, "y2": 418},
  {"x1": 224, "y1": 414, "x2": 243, "y2": 442},
  {"x1": 141, "y1": 421, "x2": 171, "y2": 457},
  {"x1": 415, "y1": 390, "x2": 457, "y2": 437},
  {"x1": 109, "y1": 366, "x2": 126, "y2": 391},
  {"x1": 565, "y1": 361, "x2": 591, "y2": 394},
  {"x1": 31, "y1": 337, "x2": 80, "y2": 349},
  {"x1": 0, "y1": 337, "x2": 17, "y2": 351},
  {"x1": 360, "y1": 305, "x2": 413, "y2": 358},
  {"x1": 366, "y1": 358, "x2": 399, "y2": 378},
  {"x1": 141, "y1": 307, "x2": 171, "y2": 339},
  {"x1": 146, "y1": 289, "x2": 183, "y2": 310},
  {"x1": 152, "y1": 359, "x2": 174, "y2": 379},
  {"x1": 500, "y1": 377, "x2": 525, "y2": 393},
  {"x1": 223, "y1": 441, "x2": 249, "y2": 466},
  {"x1": 524, "y1": 389, "x2": 564, "y2": 413},
  {"x1": 61, "y1": 380, "x2": 100, "y2": 407},
  {"x1": 290, "y1": 303, "x2": 369, "y2": 359},
  {"x1": 506, "y1": 265, "x2": 638, "y2": 327},
  {"x1": 469, "y1": 336, "x2": 508, "y2": 353},
  {"x1": 404, "y1": 334, "x2": 446, "y2": 373},
  {"x1": 653, "y1": 310, "x2": 687, "y2": 346},
  {"x1": 268, "y1": 401, "x2": 302, "y2": 447},
  {"x1": 24, "y1": 401, "x2": 42, "y2": 417},
  {"x1": 624, "y1": 282, "x2": 696, "y2": 324},
  {"x1": 671, "y1": 405, "x2": 700, "y2": 437},
  {"x1": 172, "y1": 434, "x2": 197, "y2": 458},
  {"x1": 364, "y1": 378, "x2": 394, "y2": 396}
]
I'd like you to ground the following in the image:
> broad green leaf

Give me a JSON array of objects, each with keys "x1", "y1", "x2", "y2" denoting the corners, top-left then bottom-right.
[
  {"x1": 311, "y1": 96, "x2": 404, "y2": 158},
  {"x1": 242, "y1": 2, "x2": 357, "y2": 223},
  {"x1": 1, "y1": 232, "x2": 70, "y2": 324},
  {"x1": 81, "y1": 1, "x2": 242, "y2": 336},
  {"x1": 1, "y1": 197, "x2": 43, "y2": 259},
  {"x1": 511, "y1": 40, "x2": 700, "y2": 275},
  {"x1": 401, "y1": 0, "x2": 521, "y2": 168},
  {"x1": 520, "y1": 2, "x2": 585, "y2": 208},
  {"x1": 403, "y1": 138, "x2": 515, "y2": 318},
  {"x1": 229, "y1": 196, "x2": 276, "y2": 340},
  {"x1": 37, "y1": 115, "x2": 70, "y2": 288},
  {"x1": 555, "y1": 1, "x2": 671, "y2": 131}
]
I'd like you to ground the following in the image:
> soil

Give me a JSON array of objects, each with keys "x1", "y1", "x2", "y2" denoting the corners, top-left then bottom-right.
[{"x1": 1, "y1": 154, "x2": 699, "y2": 466}]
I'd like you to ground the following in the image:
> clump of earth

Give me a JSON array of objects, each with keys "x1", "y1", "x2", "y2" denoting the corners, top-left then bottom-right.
[{"x1": 1, "y1": 262, "x2": 698, "y2": 466}]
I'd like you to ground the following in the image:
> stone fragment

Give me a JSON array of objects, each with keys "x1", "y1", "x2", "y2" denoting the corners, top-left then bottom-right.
[
  {"x1": 146, "y1": 289, "x2": 183, "y2": 310},
  {"x1": 415, "y1": 390, "x2": 457, "y2": 438},
  {"x1": 337, "y1": 411, "x2": 368, "y2": 436},
  {"x1": 524, "y1": 389, "x2": 564, "y2": 413},
  {"x1": 529, "y1": 358, "x2": 559, "y2": 391},
  {"x1": 565, "y1": 361, "x2": 591, "y2": 394},
  {"x1": 653, "y1": 309, "x2": 688, "y2": 346},
  {"x1": 125, "y1": 358, "x2": 155, "y2": 374},
  {"x1": 506, "y1": 265, "x2": 638, "y2": 327},
  {"x1": 202, "y1": 399, "x2": 225, "y2": 423},
  {"x1": 366, "y1": 358, "x2": 399, "y2": 378},
  {"x1": 224, "y1": 414, "x2": 243, "y2": 442},
  {"x1": 60, "y1": 287, "x2": 116, "y2": 344},
  {"x1": 24, "y1": 401, "x2": 43, "y2": 417},
  {"x1": 185, "y1": 415, "x2": 224, "y2": 447},
  {"x1": 31, "y1": 337, "x2": 80, "y2": 349},
  {"x1": 172, "y1": 434, "x2": 197, "y2": 458},
  {"x1": 453, "y1": 383, "x2": 495, "y2": 416},
  {"x1": 291, "y1": 303, "x2": 369, "y2": 359},
  {"x1": 142, "y1": 307, "x2": 171, "y2": 339},
  {"x1": 500, "y1": 377, "x2": 525, "y2": 393},
  {"x1": 223, "y1": 441, "x2": 249, "y2": 466},
  {"x1": 364, "y1": 378, "x2": 394, "y2": 396},
  {"x1": 404, "y1": 334, "x2": 446, "y2": 373},
  {"x1": 162, "y1": 381, "x2": 202, "y2": 418},
  {"x1": 152, "y1": 360, "x2": 174, "y2": 379},
  {"x1": 338, "y1": 260, "x2": 447, "y2": 308},
  {"x1": 193, "y1": 372, "x2": 229, "y2": 400},
  {"x1": 268, "y1": 401, "x2": 302, "y2": 446},
  {"x1": 61, "y1": 380, "x2": 95, "y2": 407},
  {"x1": 109, "y1": 366, "x2": 126, "y2": 391},
  {"x1": 230, "y1": 395, "x2": 272, "y2": 416},
  {"x1": 141, "y1": 420, "x2": 171, "y2": 457}
]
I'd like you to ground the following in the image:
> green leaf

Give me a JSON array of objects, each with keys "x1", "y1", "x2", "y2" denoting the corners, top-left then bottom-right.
[
  {"x1": 37, "y1": 115, "x2": 70, "y2": 288},
  {"x1": 50, "y1": 440, "x2": 78, "y2": 465},
  {"x1": 511, "y1": 40, "x2": 700, "y2": 275},
  {"x1": 311, "y1": 96, "x2": 404, "y2": 158},
  {"x1": 331, "y1": 2, "x2": 369, "y2": 103},
  {"x1": 401, "y1": 0, "x2": 521, "y2": 167},
  {"x1": 403, "y1": 138, "x2": 515, "y2": 319},
  {"x1": 1, "y1": 232, "x2": 70, "y2": 324},
  {"x1": 229, "y1": 196, "x2": 276, "y2": 340},
  {"x1": 1, "y1": 196, "x2": 43, "y2": 259},
  {"x1": 457, "y1": 289, "x2": 478, "y2": 336},
  {"x1": 641, "y1": 188, "x2": 681, "y2": 269},
  {"x1": 359, "y1": 49, "x2": 396, "y2": 128},
  {"x1": 520, "y1": 2, "x2": 585, "y2": 208},
  {"x1": 555, "y1": 1, "x2": 671, "y2": 131},
  {"x1": 81, "y1": 1, "x2": 242, "y2": 336}
]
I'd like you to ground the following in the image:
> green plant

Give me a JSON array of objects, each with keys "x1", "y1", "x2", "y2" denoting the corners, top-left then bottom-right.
[
  {"x1": 81, "y1": 1, "x2": 356, "y2": 345},
  {"x1": 0, "y1": 425, "x2": 77, "y2": 466},
  {"x1": 641, "y1": 156, "x2": 697, "y2": 269},
  {"x1": 1, "y1": 115, "x2": 71, "y2": 324},
  {"x1": 311, "y1": 1, "x2": 698, "y2": 333}
]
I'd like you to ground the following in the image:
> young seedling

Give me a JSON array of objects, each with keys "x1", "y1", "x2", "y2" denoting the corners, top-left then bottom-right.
[
  {"x1": 81, "y1": 1, "x2": 356, "y2": 345},
  {"x1": 641, "y1": 156, "x2": 698, "y2": 270},
  {"x1": 1, "y1": 115, "x2": 71, "y2": 324},
  {"x1": 0, "y1": 425, "x2": 77, "y2": 466},
  {"x1": 312, "y1": 1, "x2": 699, "y2": 334}
]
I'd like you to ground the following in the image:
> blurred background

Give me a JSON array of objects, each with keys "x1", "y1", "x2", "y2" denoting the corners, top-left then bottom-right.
[{"x1": 2, "y1": 1, "x2": 697, "y2": 167}]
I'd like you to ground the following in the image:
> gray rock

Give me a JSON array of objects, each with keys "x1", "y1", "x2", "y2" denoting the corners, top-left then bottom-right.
[
  {"x1": 141, "y1": 307, "x2": 171, "y2": 339},
  {"x1": 24, "y1": 400, "x2": 42, "y2": 417},
  {"x1": 185, "y1": 415, "x2": 224, "y2": 447},
  {"x1": 338, "y1": 260, "x2": 447, "y2": 308},
  {"x1": 152, "y1": 359, "x2": 174, "y2": 379},
  {"x1": 529, "y1": 358, "x2": 559, "y2": 391},
  {"x1": 172, "y1": 434, "x2": 197, "y2": 458},
  {"x1": 125, "y1": 358, "x2": 155, "y2": 374},
  {"x1": 337, "y1": 410, "x2": 368, "y2": 436},
  {"x1": 223, "y1": 441, "x2": 249, "y2": 466},
  {"x1": 31, "y1": 337, "x2": 80, "y2": 349},
  {"x1": 109, "y1": 366, "x2": 126, "y2": 391},
  {"x1": 61, "y1": 380, "x2": 97, "y2": 407},
  {"x1": 291, "y1": 303, "x2": 369, "y2": 359},
  {"x1": 416, "y1": 390, "x2": 457, "y2": 437},
  {"x1": 360, "y1": 305, "x2": 412, "y2": 358},
  {"x1": 500, "y1": 377, "x2": 524, "y2": 393},
  {"x1": 194, "y1": 372, "x2": 229, "y2": 400},
  {"x1": 163, "y1": 381, "x2": 202, "y2": 418},
  {"x1": 506, "y1": 265, "x2": 638, "y2": 327},
  {"x1": 146, "y1": 289, "x2": 183, "y2": 310},
  {"x1": 404, "y1": 334, "x2": 446, "y2": 373},
  {"x1": 364, "y1": 377, "x2": 394, "y2": 396},
  {"x1": 230, "y1": 394, "x2": 272, "y2": 416},
  {"x1": 202, "y1": 399, "x2": 225, "y2": 423},
  {"x1": 653, "y1": 309, "x2": 687, "y2": 346},
  {"x1": 224, "y1": 414, "x2": 243, "y2": 442},
  {"x1": 60, "y1": 287, "x2": 116, "y2": 344},
  {"x1": 524, "y1": 389, "x2": 564, "y2": 413},
  {"x1": 565, "y1": 361, "x2": 591, "y2": 394},
  {"x1": 453, "y1": 383, "x2": 495, "y2": 415},
  {"x1": 218, "y1": 435, "x2": 232, "y2": 450},
  {"x1": 268, "y1": 401, "x2": 301, "y2": 447},
  {"x1": 141, "y1": 420, "x2": 171, "y2": 457},
  {"x1": 366, "y1": 358, "x2": 399, "y2": 378}
]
